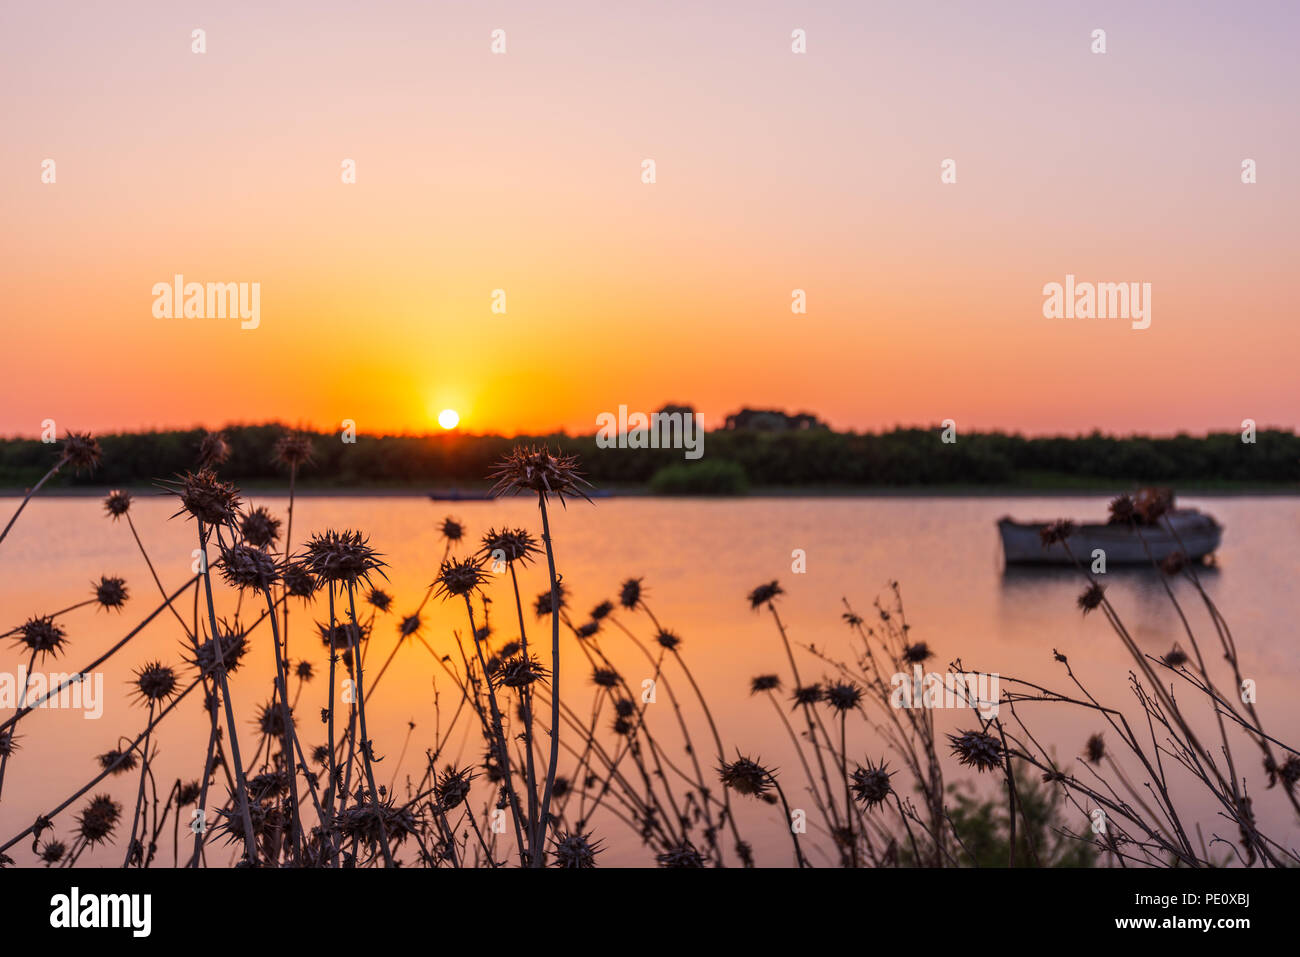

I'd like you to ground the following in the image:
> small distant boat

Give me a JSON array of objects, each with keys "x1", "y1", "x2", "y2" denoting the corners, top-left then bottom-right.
[
  {"x1": 429, "y1": 489, "x2": 495, "y2": 501},
  {"x1": 428, "y1": 488, "x2": 615, "y2": 502},
  {"x1": 999, "y1": 498, "x2": 1222, "y2": 566}
]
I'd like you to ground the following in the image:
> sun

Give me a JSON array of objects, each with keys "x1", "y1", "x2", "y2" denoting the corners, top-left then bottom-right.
[{"x1": 438, "y1": 408, "x2": 460, "y2": 430}]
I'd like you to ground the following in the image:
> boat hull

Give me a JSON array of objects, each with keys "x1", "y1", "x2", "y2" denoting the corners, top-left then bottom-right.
[{"x1": 998, "y1": 511, "x2": 1221, "y2": 565}]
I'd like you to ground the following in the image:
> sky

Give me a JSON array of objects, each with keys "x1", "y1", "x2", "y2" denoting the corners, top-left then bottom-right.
[{"x1": 1, "y1": 0, "x2": 1297, "y2": 438}]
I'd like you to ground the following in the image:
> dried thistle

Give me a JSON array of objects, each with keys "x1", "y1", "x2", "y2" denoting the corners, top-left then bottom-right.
[
  {"x1": 15, "y1": 616, "x2": 68, "y2": 662},
  {"x1": 719, "y1": 756, "x2": 773, "y2": 798},
  {"x1": 76, "y1": 794, "x2": 122, "y2": 846},
  {"x1": 103, "y1": 489, "x2": 132, "y2": 520},
  {"x1": 850, "y1": 759, "x2": 895, "y2": 809},
  {"x1": 60, "y1": 432, "x2": 102, "y2": 474},
  {"x1": 488, "y1": 444, "x2": 593, "y2": 506},
  {"x1": 239, "y1": 506, "x2": 282, "y2": 549},
  {"x1": 93, "y1": 575, "x2": 128, "y2": 610},
  {"x1": 130, "y1": 661, "x2": 178, "y2": 704},
  {"x1": 300, "y1": 529, "x2": 386, "y2": 587},
  {"x1": 948, "y1": 729, "x2": 1003, "y2": 772},
  {"x1": 433, "y1": 556, "x2": 490, "y2": 600},
  {"x1": 747, "y1": 580, "x2": 783, "y2": 609},
  {"x1": 218, "y1": 543, "x2": 281, "y2": 591}
]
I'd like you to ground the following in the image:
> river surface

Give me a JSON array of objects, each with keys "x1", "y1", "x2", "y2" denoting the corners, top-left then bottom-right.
[{"x1": 1, "y1": 494, "x2": 1296, "y2": 866}]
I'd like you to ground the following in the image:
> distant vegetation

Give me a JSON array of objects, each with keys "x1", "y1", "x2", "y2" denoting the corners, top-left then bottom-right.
[{"x1": 1, "y1": 423, "x2": 1297, "y2": 492}]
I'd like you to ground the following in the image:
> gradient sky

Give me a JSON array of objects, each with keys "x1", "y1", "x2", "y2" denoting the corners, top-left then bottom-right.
[{"x1": 2, "y1": 0, "x2": 1297, "y2": 437}]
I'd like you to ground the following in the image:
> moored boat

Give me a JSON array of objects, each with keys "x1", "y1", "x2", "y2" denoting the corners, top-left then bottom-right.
[{"x1": 999, "y1": 495, "x2": 1222, "y2": 566}]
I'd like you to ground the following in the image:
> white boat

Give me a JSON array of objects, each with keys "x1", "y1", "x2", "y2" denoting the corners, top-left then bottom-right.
[{"x1": 998, "y1": 508, "x2": 1222, "y2": 565}]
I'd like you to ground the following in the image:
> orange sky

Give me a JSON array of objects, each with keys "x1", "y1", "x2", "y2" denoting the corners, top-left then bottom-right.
[{"x1": 2, "y1": 1, "x2": 1297, "y2": 438}]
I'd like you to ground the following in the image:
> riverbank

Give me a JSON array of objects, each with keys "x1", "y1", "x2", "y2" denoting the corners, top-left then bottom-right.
[{"x1": 4, "y1": 479, "x2": 1297, "y2": 498}]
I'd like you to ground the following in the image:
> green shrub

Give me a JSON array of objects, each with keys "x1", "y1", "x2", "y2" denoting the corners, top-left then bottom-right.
[{"x1": 648, "y1": 460, "x2": 749, "y2": 496}]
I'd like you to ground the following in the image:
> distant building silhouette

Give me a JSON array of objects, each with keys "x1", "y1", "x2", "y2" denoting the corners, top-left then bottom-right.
[
  {"x1": 724, "y1": 408, "x2": 826, "y2": 431},
  {"x1": 656, "y1": 403, "x2": 696, "y2": 419}
]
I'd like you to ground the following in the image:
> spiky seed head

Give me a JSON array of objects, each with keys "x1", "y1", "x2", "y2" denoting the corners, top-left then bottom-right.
[
  {"x1": 76, "y1": 794, "x2": 122, "y2": 846},
  {"x1": 850, "y1": 759, "x2": 895, "y2": 809},
  {"x1": 0, "y1": 731, "x2": 17, "y2": 758},
  {"x1": 949, "y1": 729, "x2": 1003, "y2": 772},
  {"x1": 295, "y1": 659, "x2": 314, "y2": 681},
  {"x1": 239, "y1": 506, "x2": 282, "y2": 549},
  {"x1": 103, "y1": 489, "x2": 132, "y2": 520},
  {"x1": 198, "y1": 431, "x2": 231, "y2": 468},
  {"x1": 60, "y1": 432, "x2": 102, "y2": 474},
  {"x1": 591, "y1": 668, "x2": 620, "y2": 688},
  {"x1": 256, "y1": 700, "x2": 292, "y2": 737},
  {"x1": 300, "y1": 529, "x2": 386, "y2": 587},
  {"x1": 1040, "y1": 520, "x2": 1076, "y2": 546},
  {"x1": 719, "y1": 756, "x2": 773, "y2": 797},
  {"x1": 131, "y1": 661, "x2": 178, "y2": 704},
  {"x1": 94, "y1": 575, "x2": 128, "y2": 610},
  {"x1": 618, "y1": 577, "x2": 643, "y2": 609},
  {"x1": 902, "y1": 642, "x2": 933, "y2": 664},
  {"x1": 589, "y1": 600, "x2": 614, "y2": 621},
  {"x1": 573, "y1": 621, "x2": 599, "y2": 639},
  {"x1": 1084, "y1": 733, "x2": 1106, "y2": 765},
  {"x1": 1077, "y1": 583, "x2": 1106, "y2": 615},
  {"x1": 656, "y1": 841, "x2": 704, "y2": 868},
  {"x1": 318, "y1": 621, "x2": 366, "y2": 650},
  {"x1": 433, "y1": 556, "x2": 490, "y2": 600},
  {"x1": 1108, "y1": 494, "x2": 1137, "y2": 524},
  {"x1": 1273, "y1": 755, "x2": 1300, "y2": 792},
  {"x1": 273, "y1": 431, "x2": 315, "y2": 470},
  {"x1": 434, "y1": 766, "x2": 474, "y2": 810},
  {"x1": 218, "y1": 543, "x2": 281, "y2": 591},
  {"x1": 161, "y1": 469, "x2": 241, "y2": 527},
  {"x1": 533, "y1": 583, "x2": 570, "y2": 618},
  {"x1": 97, "y1": 748, "x2": 138, "y2": 776},
  {"x1": 825, "y1": 681, "x2": 863, "y2": 712},
  {"x1": 750, "y1": 674, "x2": 781, "y2": 694},
  {"x1": 439, "y1": 516, "x2": 465, "y2": 542},
  {"x1": 188, "y1": 625, "x2": 249, "y2": 677},
  {"x1": 282, "y1": 562, "x2": 316, "y2": 599},
  {"x1": 488, "y1": 444, "x2": 593, "y2": 505},
  {"x1": 1161, "y1": 551, "x2": 1187, "y2": 576},
  {"x1": 655, "y1": 629, "x2": 682, "y2": 650},
  {"x1": 39, "y1": 840, "x2": 67, "y2": 865},
  {"x1": 365, "y1": 587, "x2": 393, "y2": 612},
  {"x1": 480, "y1": 526, "x2": 542, "y2": 566},
  {"x1": 491, "y1": 654, "x2": 549, "y2": 690},
  {"x1": 177, "y1": 780, "x2": 202, "y2": 805},
  {"x1": 613, "y1": 698, "x2": 636, "y2": 718},
  {"x1": 747, "y1": 580, "x2": 783, "y2": 609},
  {"x1": 398, "y1": 613, "x2": 422, "y2": 637},
  {"x1": 551, "y1": 831, "x2": 603, "y2": 868},
  {"x1": 16, "y1": 616, "x2": 68, "y2": 662},
  {"x1": 792, "y1": 683, "x2": 823, "y2": 707},
  {"x1": 331, "y1": 798, "x2": 416, "y2": 848}
]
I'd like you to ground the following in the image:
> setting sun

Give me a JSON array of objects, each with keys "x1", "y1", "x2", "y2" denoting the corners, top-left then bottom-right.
[{"x1": 438, "y1": 409, "x2": 460, "y2": 430}]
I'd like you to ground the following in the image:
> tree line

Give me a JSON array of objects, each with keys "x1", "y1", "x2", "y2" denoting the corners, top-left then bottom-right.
[{"x1": 0, "y1": 424, "x2": 1296, "y2": 489}]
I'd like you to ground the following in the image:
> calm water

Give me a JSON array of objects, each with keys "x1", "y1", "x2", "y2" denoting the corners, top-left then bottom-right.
[{"x1": 2, "y1": 494, "x2": 1297, "y2": 866}]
